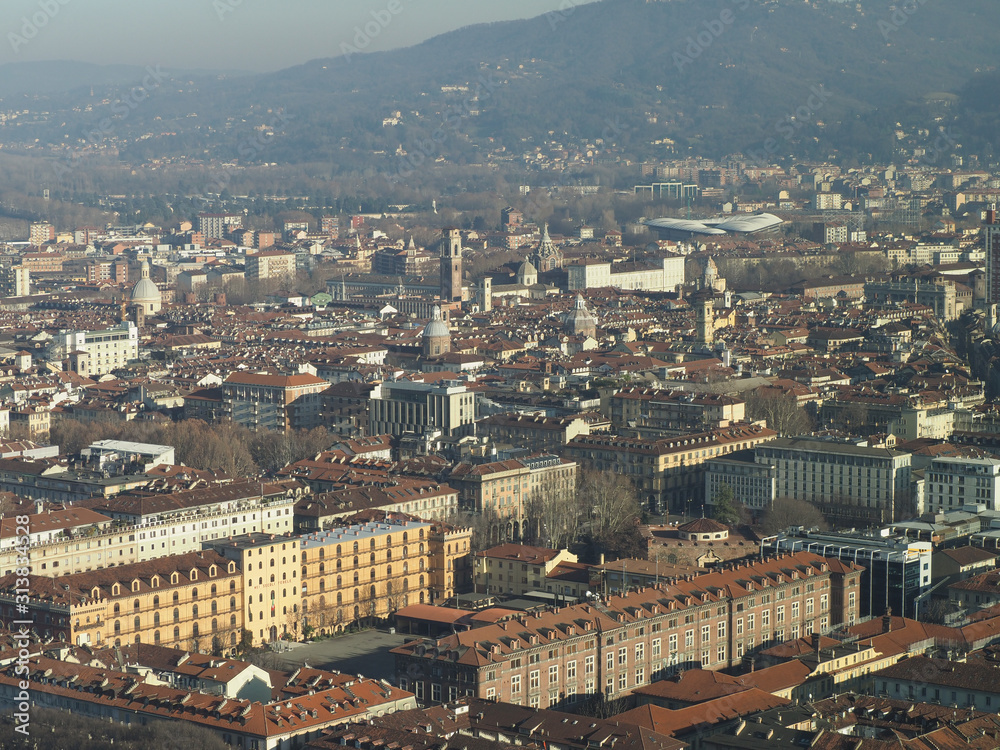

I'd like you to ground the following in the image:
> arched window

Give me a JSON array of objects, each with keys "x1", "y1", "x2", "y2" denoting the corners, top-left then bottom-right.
[
  {"x1": 230, "y1": 615, "x2": 237, "y2": 627},
  {"x1": 336, "y1": 545, "x2": 342, "y2": 556},
  {"x1": 353, "y1": 542, "x2": 359, "y2": 553},
  {"x1": 133, "y1": 599, "x2": 140, "y2": 612},
  {"x1": 354, "y1": 589, "x2": 360, "y2": 602},
  {"x1": 172, "y1": 591, "x2": 179, "y2": 604},
  {"x1": 192, "y1": 604, "x2": 199, "y2": 618},
  {"x1": 319, "y1": 580, "x2": 326, "y2": 592},
  {"x1": 211, "y1": 584, "x2": 217, "y2": 596},
  {"x1": 336, "y1": 559, "x2": 342, "y2": 570},
  {"x1": 211, "y1": 601, "x2": 218, "y2": 615},
  {"x1": 113, "y1": 603, "x2": 121, "y2": 615},
  {"x1": 370, "y1": 552, "x2": 376, "y2": 564},
  {"x1": 370, "y1": 538, "x2": 375, "y2": 549},
  {"x1": 192, "y1": 623, "x2": 199, "y2": 638},
  {"x1": 403, "y1": 532, "x2": 408, "y2": 543},
  {"x1": 230, "y1": 597, "x2": 236, "y2": 611},
  {"x1": 212, "y1": 618, "x2": 218, "y2": 633},
  {"x1": 173, "y1": 626, "x2": 180, "y2": 642},
  {"x1": 192, "y1": 588, "x2": 199, "y2": 600},
  {"x1": 387, "y1": 565, "x2": 392, "y2": 577},
  {"x1": 370, "y1": 569, "x2": 376, "y2": 581},
  {"x1": 353, "y1": 572, "x2": 359, "y2": 585},
  {"x1": 154, "y1": 612, "x2": 160, "y2": 626},
  {"x1": 353, "y1": 556, "x2": 359, "y2": 568},
  {"x1": 419, "y1": 559, "x2": 425, "y2": 571},
  {"x1": 114, "y1": 620, "x2": 121, "y2": 635},
  {"x1": 153, "y1": 595, "x2": 160, "y2": 608},
  {"x1": 319, "y1": 548, "x2": 326, "y2": 559},
  {"x1": 403, "y1": 547, "x2": 408, "y2": 558},
  {"x1": 154, "y1": 631, "x2": 160, "y2": 645},
  {"x1": 419, "y1": 575, "x2": 425, "y2": 588},
  {"x1": 319, "y1": 562, "x2": 325, "y2": 574},
  {"x1": 403, "y1": 562, "x2": 408, "y2": 574},
  {"x1": 337, "y1": 592, "x2": 343, "y2": 604},
  {"x1": 386, "y1": 549, "x2": 392, "y2": 562},
  {"x1": 270, "y1": 574, "x2": 275, "y2": 583},
  {"x1": 173, "y1": 608, "x2": 179, "y2": 623},
  {"x1": 229, "y1": 580, "x2": 236, "y2": 592},
  {"x1": 337, "y1": 575, "x2": 342, "y2": 587},
  {"x1": 134, "y1": 616, "x2": 140, "y2": 631}
]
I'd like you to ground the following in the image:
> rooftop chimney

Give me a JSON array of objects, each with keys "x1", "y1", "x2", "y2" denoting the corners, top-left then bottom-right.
[{"x1": 883, "y1": 608, "x2": 892, "y2": 634}]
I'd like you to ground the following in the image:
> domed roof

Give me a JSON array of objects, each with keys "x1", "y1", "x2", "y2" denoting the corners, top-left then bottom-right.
[
  {"x1": 517, "y1": 259, "x2": 537, "y2": 275},
  {"x1": 130, "y1": 260, "x2": 161, "y2": 303},
  {"x1": 564, "y1": 294, "x2": 597, "y2": 332},
  {"x1": 423, "y1": 306, "x2": 450, "y2": 339}
]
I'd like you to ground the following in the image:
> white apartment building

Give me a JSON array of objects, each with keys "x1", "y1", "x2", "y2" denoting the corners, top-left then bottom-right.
[
  {"x1": 51, "y1": 321, "x2": 138, "y2": 375},
  {"x1": 925, "y1": 457, "x2": 1000, "y2": 513},
  {"x1": 567, "y1": 256, "x2": 684, "y2": 292},
  {"x1": 369, "y1": 379, "x2": 476, "y2": 437},
  {"x1": 0, "y1": 482, "x2": 300, "y2": 577},
  {"x1": 755, "y1": 438, "x2": 912, "y2": 525}
]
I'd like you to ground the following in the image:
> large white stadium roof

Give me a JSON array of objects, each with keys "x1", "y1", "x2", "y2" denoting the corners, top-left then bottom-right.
[{"x1": 645, "y1": 213, "x2": 784, "y2": 237}]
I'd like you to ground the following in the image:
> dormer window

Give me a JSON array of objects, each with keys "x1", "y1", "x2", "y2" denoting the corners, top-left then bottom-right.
[
  {"x1": 131, "y1": 580, "x2": 140, "y2": 592},
  {"x1": 151, "y1": 576, "x2": 160, "y2": 589},
  {"x1": 111, "y1": 583, "x2": 121, "y2": 596},
  {"x1": 190, "y1": 569, "x2": 198, "y2": 581},
  {"x1": 209, "y1": 565, "x2": 217, "y2": 578},
  {"x1": 170, "y1": 572, "x2": 179, "y2": 584}
]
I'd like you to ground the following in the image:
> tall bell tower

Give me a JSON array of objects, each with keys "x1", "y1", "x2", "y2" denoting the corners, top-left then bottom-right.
[{"x1": 440, "y1": 228, "x2": 463, "y2": 302}]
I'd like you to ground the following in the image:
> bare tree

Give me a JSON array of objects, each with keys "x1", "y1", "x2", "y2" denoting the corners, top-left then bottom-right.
[
  {"x1": 745, "y1": 388, "x2": 811, "y2": 436},
  {"x1": 525, "y1": 473, "x2": 582, "y2": 550},
  {"x1": 579, "y1": 470, "x2": 641, "y2": 541},
  {"x1": 759, "y1": 497, "x2": 829, "y2": 536}
]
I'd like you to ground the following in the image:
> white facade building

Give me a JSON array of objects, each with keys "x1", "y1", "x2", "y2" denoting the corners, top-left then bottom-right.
[
  {"x1": 51, "y1": 321, "x2": 138, "y2": 375},
  {"x1": 567, "y1": 256, "x2": 684, "y2": 292},
  {"x1": 925, "y1": 456, "x2": 1000, "y2": 513}
]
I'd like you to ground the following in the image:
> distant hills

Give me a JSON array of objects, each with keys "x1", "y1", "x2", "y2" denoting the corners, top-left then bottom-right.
[{"x1": 2, "y1": 0, "x2": 1000, "y2": 180}]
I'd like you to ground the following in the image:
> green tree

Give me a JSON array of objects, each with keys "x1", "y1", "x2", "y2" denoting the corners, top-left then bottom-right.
[{"x1": 711, "y1": 483, "x2": 740, "y2": 527}]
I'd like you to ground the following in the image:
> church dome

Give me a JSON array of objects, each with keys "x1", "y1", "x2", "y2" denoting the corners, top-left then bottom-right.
[
  {"x1": 423, "y1": 305, "x2": 450, "y2": 340},
  {"x1": 130, "y1": 260, "x2": 161, "y2": 304}
]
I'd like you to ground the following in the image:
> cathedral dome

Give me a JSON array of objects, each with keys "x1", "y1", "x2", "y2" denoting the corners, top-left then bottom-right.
[{"x1": 130, "y1": 259, "x2": 161, "y2": 313}]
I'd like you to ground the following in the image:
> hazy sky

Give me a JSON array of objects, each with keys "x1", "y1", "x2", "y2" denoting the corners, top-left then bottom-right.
[{"x1": 2, "y1": 0, "x2": 598, "y2": 72}]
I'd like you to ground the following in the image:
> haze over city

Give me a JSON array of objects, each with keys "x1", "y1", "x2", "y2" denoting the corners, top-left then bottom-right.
[
  {"x1": 1, "y1": 0, "x2": 600, "y2": 71},
  {"x1": 1, "y1": 1, "x2": 1000, "y2": 748}
]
